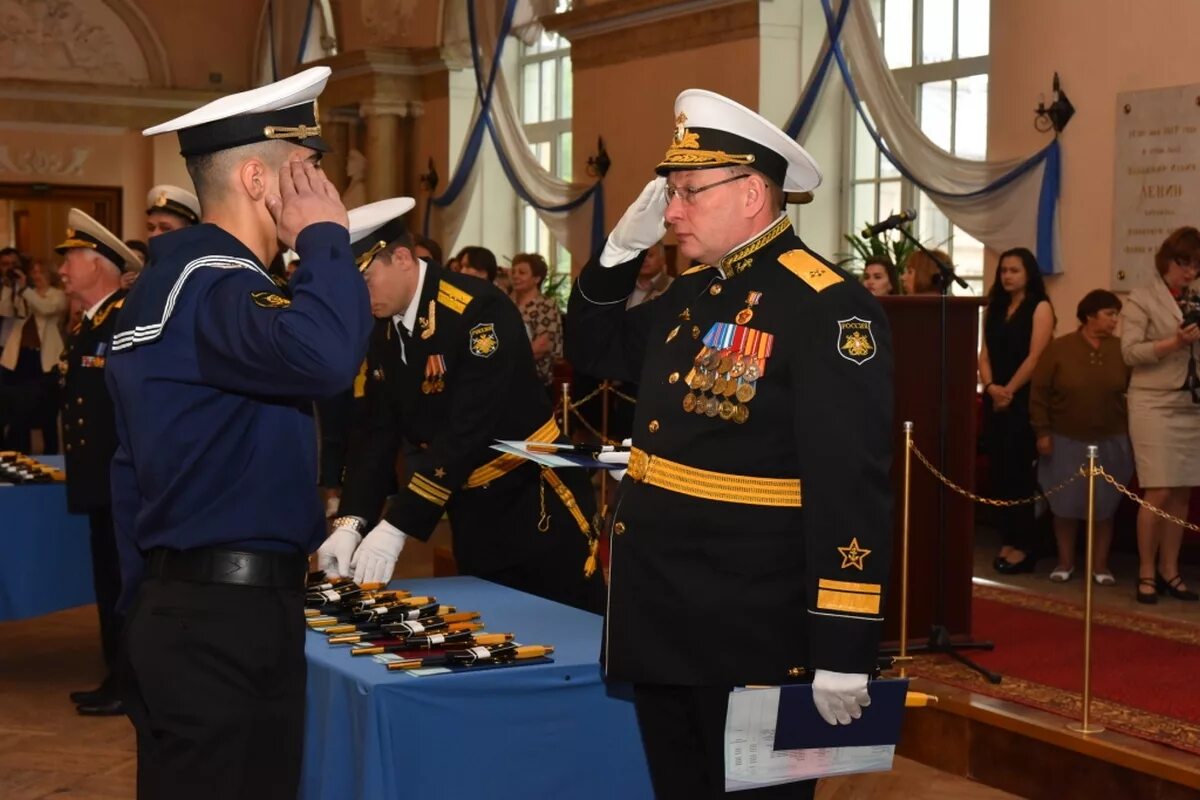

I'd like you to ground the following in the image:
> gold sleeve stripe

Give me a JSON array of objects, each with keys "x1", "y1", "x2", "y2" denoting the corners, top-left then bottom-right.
[
  {"x1": 437, "y1": 280, "x2": 472, "y2": 314},
  {"x1": 778, "y1": 249, "x2": 843, "y2": 292},
  {"x1": 410, "y1": 473, "x2": 451, "y2": 499},
  {"x1": 816, "y1": 589, "x2": 881, "y2": 615},
  {"x1": 407, "y1": 481, "x2": 448, "y2": 506},
  {"x1": 817, "y1": 579, "x2": 881, "y2": 594}
]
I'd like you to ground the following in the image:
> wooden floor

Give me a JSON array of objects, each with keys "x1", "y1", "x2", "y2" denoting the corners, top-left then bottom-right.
[{"x1": 0, "y1": 528, "x2": 1018, "y2": 799}]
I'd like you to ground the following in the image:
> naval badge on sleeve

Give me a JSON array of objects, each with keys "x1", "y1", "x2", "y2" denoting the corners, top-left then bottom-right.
[
  {"x1": 469, "y1": 322, "x2": 499, "y2": 358},
  {"x1": 836, "y1": 317, "x2": 876, "y2": 365}
]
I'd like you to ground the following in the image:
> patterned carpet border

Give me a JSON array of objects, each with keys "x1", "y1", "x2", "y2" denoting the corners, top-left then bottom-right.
[
  {"x1": 906, "y1": 584, "x2": 1200, "y2": 756},
  {"x1": 973, "y1": 583, "x2": 1200, "y2": 647},
  {"x1": 908, "y1": 657, "x2": 1200, "y2": 756}
]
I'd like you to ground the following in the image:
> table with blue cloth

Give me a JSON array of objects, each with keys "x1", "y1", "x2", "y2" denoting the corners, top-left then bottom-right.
[
  {"x1": 0, "y1": 455, "x2": 94, "y2": 620},
  {"x1": 302, "y1": 575, "x2": 653, "y2": 799}
]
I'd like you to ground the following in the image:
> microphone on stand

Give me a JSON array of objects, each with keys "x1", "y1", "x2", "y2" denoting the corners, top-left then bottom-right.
[{"x1": 862, "y1": 208, "x2": 917, "y2": 238}]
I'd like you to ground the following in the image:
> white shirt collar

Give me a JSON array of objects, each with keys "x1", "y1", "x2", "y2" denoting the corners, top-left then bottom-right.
[
  {"x1": 392, "y1": 259, "x2": 428, "y2": 336},
  {"x1": 85, "y1": 290, "x2": 118, "y2": 320}
]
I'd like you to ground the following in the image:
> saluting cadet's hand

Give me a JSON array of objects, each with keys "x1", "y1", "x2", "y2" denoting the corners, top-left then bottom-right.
[
  {"x1": 600, "y1": 177, "x2": 668, "y2": 267},
  {"x1": 267, "y1": 159, "x2": 349, "y2": 249},
  {"x1": 812, "y1": 669, "x2": 871, "y2": 725},
  {"x1": 351, "y1": 520, "x2": 409, "y2": 585}
]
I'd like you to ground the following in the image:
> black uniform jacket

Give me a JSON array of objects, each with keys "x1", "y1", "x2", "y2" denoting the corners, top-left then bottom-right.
[
  {"x1": 338, "y1": 263, "x2": 596, "y2": 575},
  {"x1": 566, "y1": 216, "x2": 894, "y2": 686},
  {"x1": 60, "y1": 289, "x2": 126, "y2": 513}
]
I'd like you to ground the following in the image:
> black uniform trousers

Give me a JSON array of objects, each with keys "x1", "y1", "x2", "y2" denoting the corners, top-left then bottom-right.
[
  {"x1": 451, "y1": 464, "x2": 606, "y2": 615},
  {"x1": 86, "y1": 509, "x2": 122, "y2": 675},
  {"x1": 122, "y1": 577, "x2": 306, "y2": 800},
  {"x1": 983, "y1": 400, "x2": 1038, "y2": 553},
  {"x1": 633, "y1": 684, "x2": 816, "y2": 799}
]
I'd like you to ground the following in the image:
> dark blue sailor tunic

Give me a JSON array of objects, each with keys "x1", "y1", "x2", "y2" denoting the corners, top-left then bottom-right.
[{"x1": 106, "y1": 221, "x2": 371, "y2": 601}]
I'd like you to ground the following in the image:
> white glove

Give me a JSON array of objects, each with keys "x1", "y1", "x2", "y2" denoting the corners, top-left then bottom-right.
[
  {"x1": 811, "y1": 669, "x2": 871, "y2": 726},
  {"x1": 600, "y1": 178, "x2": 668, "y2": 267},
  {"x1": 351, "y1": 520, "x2": 408, "y2": 585},
  {"x1": 316, "y1": 525, "x2": 362, "y2": 578},
  {"x1": 596, "y1": 438, "x2": 633, "y2": 481}
]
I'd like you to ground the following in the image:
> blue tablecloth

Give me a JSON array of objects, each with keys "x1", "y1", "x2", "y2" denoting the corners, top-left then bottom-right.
[
  {"x1": 0, "y1": 455, "x2": 95, "y2": 620},
  {"x1": 301, "y1": 576, "x2": 653, "y2": 799}
]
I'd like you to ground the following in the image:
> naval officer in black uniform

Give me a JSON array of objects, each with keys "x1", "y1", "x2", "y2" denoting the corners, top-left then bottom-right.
[
  {"x1": 106, "y1": 66, "x2": 372, "y2": 800},
  {"x1": 567, "y1": 90, "x2": 894, "y2": 798},
  {"x1": 316, "y1": 199, "x2": 605, "y2": 613},
  {"x1": 54, "y1": 210, "x2": 141, "y2": 716}
]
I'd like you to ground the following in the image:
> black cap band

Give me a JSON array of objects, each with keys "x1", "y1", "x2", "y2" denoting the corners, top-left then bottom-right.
[
  {"x1": 177, "y1": 101, "x2": 329, "y2": 158},
  {"x1": 352, "y1": 217, "x2": 412, "y2": 267},
  {"x1": 55, "y1": 231, "x2": 129, "y2": 272},
  {"x1": 147, "y1": 199, "x2": 199, "y2": 225},
  {"x1": 656, "y1": 127, "x2": 788, "y2": 187}
]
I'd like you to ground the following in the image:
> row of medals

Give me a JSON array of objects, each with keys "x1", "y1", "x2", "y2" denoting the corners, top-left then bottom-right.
[
  {"x1": 681, "y1": 347, "x2": 760, "y2": 424},
  {"x1": 420, "y1": 377, "x2": 445, "y2": 394}
]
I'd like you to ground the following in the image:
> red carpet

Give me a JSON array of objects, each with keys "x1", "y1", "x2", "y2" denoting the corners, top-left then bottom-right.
[{"x1": 908, "y1": 585, "x2": 1200, "y2": 754}]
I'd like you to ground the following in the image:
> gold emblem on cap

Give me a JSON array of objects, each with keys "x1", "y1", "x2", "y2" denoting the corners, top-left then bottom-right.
[
  {"x1": 673, "y1": 112, "x2": 699, "y2": 149},
  {"x1": 154, "y1": 193, "x2": 169, "y2": 208}
]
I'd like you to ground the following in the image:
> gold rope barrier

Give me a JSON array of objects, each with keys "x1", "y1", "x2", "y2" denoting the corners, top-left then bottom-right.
[{"x1": 1067, "y1": 445, "x2": 1104, "y2": 735}]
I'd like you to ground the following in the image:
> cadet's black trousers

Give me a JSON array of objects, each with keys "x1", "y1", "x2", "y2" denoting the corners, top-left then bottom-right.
[
  {"x1": 633, "y1": 684, "x2": 816, "y2": 799},
  {"x1": 86, "y1": 509, "x2": 123, "y2": 674},
  {"x1": 122, "y1": 576, "x2": 306, "y2": 800}
]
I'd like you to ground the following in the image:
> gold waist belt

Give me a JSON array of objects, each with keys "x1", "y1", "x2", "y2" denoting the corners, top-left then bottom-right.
[
  {"x1": 464, "y1": 418, "x2": 560, "y2": 489},
  {"x1": 627, "y1": 447, "x2": 802, "y2": 507}
]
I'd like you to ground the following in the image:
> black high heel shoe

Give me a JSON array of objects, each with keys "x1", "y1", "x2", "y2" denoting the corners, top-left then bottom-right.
[
  {"x1": 995, "y1": 553, "x2": 1036, "y2": 575},
  {"x1": 1137, "y1": 578, "x2": 1158, "y2": 605},
  {"x1": 1156, "y1": 573, "x2": 1200, "y2": 601}
]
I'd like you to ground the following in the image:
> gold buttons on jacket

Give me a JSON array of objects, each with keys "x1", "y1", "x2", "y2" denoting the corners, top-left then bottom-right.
[
  {"x1": 77, "y1": 418, "x2": 84, "y2": 426},
  {"x1": 668, "y1": 372, "x2": 680, "y2": 384},
  {"x1": 65, "y1": 444, "x2": 72, "y2": 452},
  {"x1": 614, "y1": 522, "x2": 626, "y2": 536},
  {"x1": 709, "y1": 283, "x2": 722, "y2": 296},
  {"x1": 75, "y1": 397, "x2": 83, "y2": 406},
  {"x1": 79, "y1": 439, "x2": 86, "y2": 446},
  {"x1": 648, "y1": 420, "x2": 660, "y2": 433}
]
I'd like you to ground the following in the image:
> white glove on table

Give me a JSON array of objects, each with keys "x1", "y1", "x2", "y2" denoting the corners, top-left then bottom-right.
[
  {"x1": 596, "y1": 438, "x2": 633, "y2": 481},
  {"x1": 316, "y1": 524, "x2": 362, "y2": 578},
  {"x1": 351, "y1": 519, "x2": 408, "y2": 585},
  {"x1": 600, "y1": 178, "x2": 668, "y2": 267},
  {"x1": 811, "y1": 669, "x2": 871, "y2": 726}
]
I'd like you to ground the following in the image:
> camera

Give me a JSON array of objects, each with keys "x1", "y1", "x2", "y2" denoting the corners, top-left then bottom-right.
[{"x1": 1181, "y1": 292, "x2": 1200, "y2": 329}]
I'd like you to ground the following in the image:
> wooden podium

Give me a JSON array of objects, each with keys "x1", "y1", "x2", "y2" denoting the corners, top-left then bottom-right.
[{"x1": 878, "y1": 295, "x2": 984, "y2": 643}]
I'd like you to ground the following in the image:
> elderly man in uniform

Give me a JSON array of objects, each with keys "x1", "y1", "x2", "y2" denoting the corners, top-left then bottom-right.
[
  {"x1": 316, "y1": 199, "x2": 605, "y2": 613},
  {"x1": 52, "y1": 211, "x2": 140, "y2": 717},
  {"x1": 566, "y1": 90, "x2": 894, "y2": 798},
  {"x1": 106, "y1": 67, "x2": 372, "y2": 799}
]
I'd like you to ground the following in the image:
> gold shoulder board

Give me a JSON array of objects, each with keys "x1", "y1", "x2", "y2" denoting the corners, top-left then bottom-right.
[
  {"x1": 778, "y1": 250, "x2": 843, "y2": 293},
  {"x1": 437, "y1": 280, "x2": 473, "y2": 314}
]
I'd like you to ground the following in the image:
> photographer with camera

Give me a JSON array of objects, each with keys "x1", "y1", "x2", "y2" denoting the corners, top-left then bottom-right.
[
  {"x1": 0, "y1": 247, "x2": 29, "y2": 444},
  {"x1": 1122, "y1": 226, "x2": 1200, "y2": 604}
]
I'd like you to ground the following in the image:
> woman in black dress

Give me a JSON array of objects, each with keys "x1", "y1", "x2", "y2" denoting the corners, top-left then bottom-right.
[{"x1": 978, "y1": 247, "x2": 1055, "y2": 573}]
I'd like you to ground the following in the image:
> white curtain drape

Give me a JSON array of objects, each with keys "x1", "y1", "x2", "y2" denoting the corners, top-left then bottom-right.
[{"x1": 834, "y1": 0, "x2": 1061, "y2": 271}]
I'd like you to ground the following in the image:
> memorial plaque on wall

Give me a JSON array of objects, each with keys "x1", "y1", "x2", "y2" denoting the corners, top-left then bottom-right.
[{"x1": 1111, "y1": 83, "x2": 1200, "y2": 291}]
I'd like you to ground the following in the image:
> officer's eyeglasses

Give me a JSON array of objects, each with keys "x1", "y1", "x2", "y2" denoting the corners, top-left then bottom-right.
[{"x1": 665, "y1": 173, "x2": 750, "y2": 206}]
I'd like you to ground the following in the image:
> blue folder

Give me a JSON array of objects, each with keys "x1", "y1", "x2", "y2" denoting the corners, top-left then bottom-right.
[{"x1": 772, "y1": 678, "x2": 909, "y2": 750}]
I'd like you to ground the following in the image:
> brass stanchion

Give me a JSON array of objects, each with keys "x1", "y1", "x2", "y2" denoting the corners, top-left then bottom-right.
[
  {"x1": 899, "y1": 421, "x2": 913, "y2": 678},
  {"x1": 1067, "y1": 445, "x2": 1105, "y2": 735},
  {"x1": 561, "y1": 382, "x2": 570, "y2": 437}
]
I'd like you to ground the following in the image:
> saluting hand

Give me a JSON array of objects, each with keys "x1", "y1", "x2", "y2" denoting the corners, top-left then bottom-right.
[{"x1": 267, "y1": 159, "x2": 349, "y2": 250}]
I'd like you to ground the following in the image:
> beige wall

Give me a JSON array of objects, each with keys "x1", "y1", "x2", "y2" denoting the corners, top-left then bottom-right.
[{"x1": 990, "y1": 0, "x2": 1200, "y2": 330}]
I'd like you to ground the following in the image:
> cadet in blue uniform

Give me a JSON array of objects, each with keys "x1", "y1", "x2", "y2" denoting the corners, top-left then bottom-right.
[
  {"x1": 567, "y1": 90, "x2": 894, "y2": 798},
  {"x1": 106, "y1": 67, "x2": 372, "y2": 800},
  {"x1": 53, "y1": 210, "x2": 141, "y2": 717},
  {"x1": 316, "y1": 199, "x2": 605, "y2": 612}
]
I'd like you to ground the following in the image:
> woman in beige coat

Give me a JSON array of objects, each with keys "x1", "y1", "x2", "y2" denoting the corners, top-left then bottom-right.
[
  {"x1": 1, "y1": 260, "x2": 67, "y2": 451},
  {"x1": 1121, "y1": 227, "x2": 1200, "y2": 604}
]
